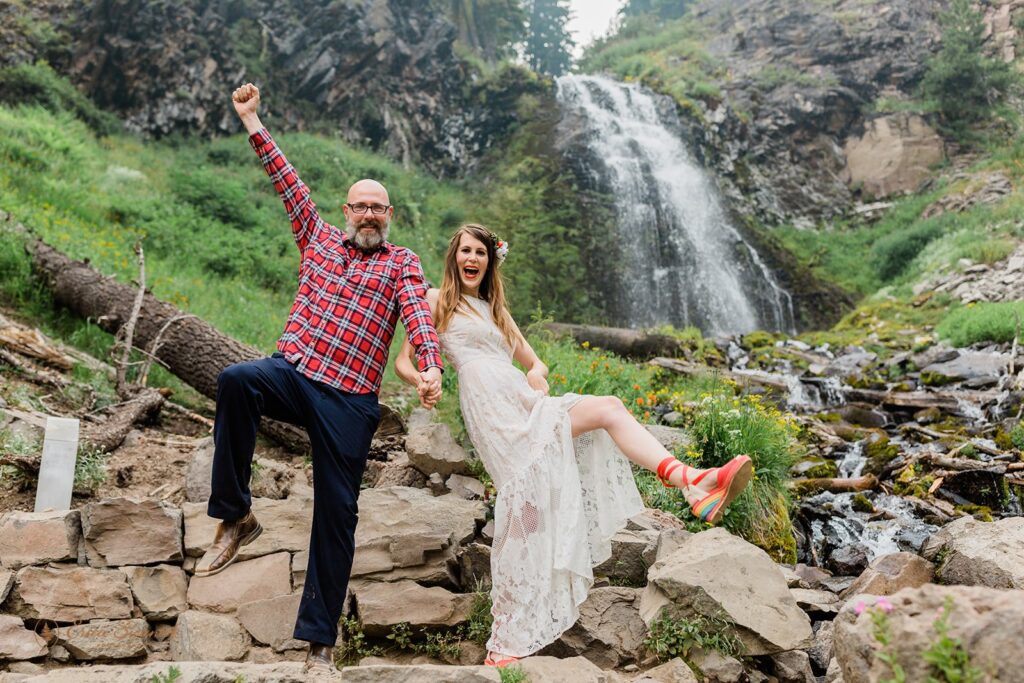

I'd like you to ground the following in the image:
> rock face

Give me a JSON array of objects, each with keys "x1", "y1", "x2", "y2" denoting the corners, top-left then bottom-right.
[
  {"x1": 834, "y1": 584, "x2": 1024, "y2": 683},
  {"x1": 921, "y1": 516, "x2": 1024, "y2": 589},
  {"x1": 841, "y1": 114, "x2": 944, "y2": 198},
  {"x1": 59, "y1": 0, "x2": 540, "y2": 175},
  {"x1": 640, "y1": 528, "x2": 813, "y2": 656}
]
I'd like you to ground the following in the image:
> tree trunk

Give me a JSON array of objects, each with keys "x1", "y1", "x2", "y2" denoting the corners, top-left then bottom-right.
[
  {"x1": 545, "y1": 323, "x2": 687, "y2": 359},
  {"x1": 27, "y1": 238, "x2": 320, "y2": 452}
]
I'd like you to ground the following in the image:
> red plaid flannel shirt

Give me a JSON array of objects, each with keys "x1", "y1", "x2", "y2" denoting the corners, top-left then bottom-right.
[{"x1": 249, "y1": 128, "x2": 442, "y2": 394}]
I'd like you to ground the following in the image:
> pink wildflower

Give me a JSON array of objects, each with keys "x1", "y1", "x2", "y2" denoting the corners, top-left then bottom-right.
[
  {"x1": 875, "y1": 597, "x2": 894, "y2": 613},
  {"x1": 854, "y1": 601, "x2": 867, "y2": 615}
]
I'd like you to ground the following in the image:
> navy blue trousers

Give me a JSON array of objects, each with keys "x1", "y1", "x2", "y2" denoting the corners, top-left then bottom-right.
[{"x1": 207, "y1": 353, "x2": 379, "y2": 646}]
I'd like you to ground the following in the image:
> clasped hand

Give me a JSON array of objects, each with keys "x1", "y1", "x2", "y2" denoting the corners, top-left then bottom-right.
[{"x1": 417, "y1": 367, "x2": 442, "y2": 409}]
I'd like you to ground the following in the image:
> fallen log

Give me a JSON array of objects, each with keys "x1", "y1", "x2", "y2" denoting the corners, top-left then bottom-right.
[
  {"x1": 790, "y1": 474, "x2": 879, "y2": 495},
  {"x1": 844, "y1": 387, "x2": 1001, "y2": 417},
  {"x1": 546, "y1": 323, "x2": 686, "y2": 359},
  {"x1": 80, "y1": 387, "x2": 166, "y2": 453},
  {"x1": 25, "y1": 235, "x2": 400, "y2": 452},
  {"x1": 919, "y1": 452, "x2": 1007, "y2": 474}
]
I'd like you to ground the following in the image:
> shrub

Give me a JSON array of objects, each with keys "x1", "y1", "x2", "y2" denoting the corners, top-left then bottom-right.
[
  {"x1": 643, "y1": 612, "x2": 743, "y2": 662},
  {"x1": 871, "y1": 219, "x2": 948, "y2": 281}
]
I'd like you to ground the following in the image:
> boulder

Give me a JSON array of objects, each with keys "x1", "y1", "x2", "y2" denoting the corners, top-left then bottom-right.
[
  {"x1": 593, "y1": 529, "x2": 658, "y2": 586},
  {"x1": 405, "y1": 422, "x2": 472, "y2": 477},
  {"x1": 543, "y1": 587, "x2": 647, "y2": 668},
  {"x1": 518, "y1": 655, "x2": 620, "y2": 683},
  {"x1": 841, "y1": 113, "x2": 944, "y2": 198},
  {"x1": 350, "y1": 580, "x2": 474, "y2": 637},
  {"x1": 0, "y1": 661, "x2": 308, "y2": 682},
  {"x1": 7, "y1": 565, "x2": 133, "y2": 622},
  {"x1": 81, "y1": 498, "x2": 183, "y2": 567},
  {"x1": 921, "y1": 516, "x2": 1024, "y2": 588},
  {"x1": 0, "y1": 510, "x2": 81, "y2": 569},
  {"x1": 630, "y1": 657, "x2": 699, "y2": 683},
  {"x1": 168, "y1": 610, "x2": 250, "y2": 662},
  {"x1": 183, "y1": 497, "x2": 309, "y2": 559},
  {"x1": 446, "y1": 474, "x2": 485, "y2": 500},
  {"x1": 920, "y1": 350, "x2": 1009, "y2": 386},
  {"x1": 640, "y1": 528, "x2": 813, "y2": 656},
  {"x1": 352, "y1": 487, "x2": 486, "y2": 586},
  {"x1": 770, "y1": 649, "x2": 815, "y2": 683},
  {"x1": 236, "y1": 593, "x2": 305, "y2": 652},
  {"x1": 0, "y1": 614, "x2": 47, "y2": 661},
  {"x1": 119, "y1": 564, "x2": 188, "y2": 621},
  {"x1": 841, "y1": 552, "x2": 933, "y2": 598},
  {"x1": 835, "y1": 584, "x2": 1024, "y2": 683},
  {"x1": 54, "y1": 619, "x2": 149, "y2": 661},
  {"x1": 186, "y1": 552, "x2": 292, "y2": 613}
]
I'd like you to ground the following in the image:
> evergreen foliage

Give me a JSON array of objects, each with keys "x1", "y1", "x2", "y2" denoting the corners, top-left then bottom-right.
[
  {"x1": 524, "y1": 0, "x2": 575, "y2": 76},
  {"x1": 619, "y1": 0, "x2": 691, "y2": 22},
  {"x1": 445, "y1": 0, "x2": 526, "y2": 61},
  {"x1": 919, "y1": 0, "x2": 1015, "y2": 137}
]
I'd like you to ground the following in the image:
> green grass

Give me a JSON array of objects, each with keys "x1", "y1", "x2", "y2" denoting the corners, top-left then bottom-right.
[{"x1": 936, "y1": 300, "x2": 1024, "y2": 346}]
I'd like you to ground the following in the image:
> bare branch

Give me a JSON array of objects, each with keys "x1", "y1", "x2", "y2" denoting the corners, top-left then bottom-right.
[
  {"x1": 138, "y1": 314, "x2": 198, "y2": 387},
  {"x1": 115, "y1": 242, "x2": 146, "y2": 398}
]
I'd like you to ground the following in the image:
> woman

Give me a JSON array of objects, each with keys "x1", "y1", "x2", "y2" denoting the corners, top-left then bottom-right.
[{"x1": 395, "y1": 224, "x2": 752, "y2": 667}]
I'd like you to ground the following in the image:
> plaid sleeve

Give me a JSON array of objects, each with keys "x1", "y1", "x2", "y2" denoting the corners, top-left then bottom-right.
[
  {"x1": 249, "y1": 128, "x2": 325, "y2": 253},
  {"x1": 396, "y1": 252, "x2": 443, "y2": 372}
]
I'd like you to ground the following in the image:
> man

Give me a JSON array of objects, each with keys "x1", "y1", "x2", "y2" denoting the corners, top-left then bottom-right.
[{"x1": 195, "y1": 83, "x2": 443, "y2": 676}]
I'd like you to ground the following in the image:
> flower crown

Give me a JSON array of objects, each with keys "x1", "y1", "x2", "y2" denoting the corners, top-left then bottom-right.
[{"x1": 489, "y1": 231, "x2": 509, "y2": 264}]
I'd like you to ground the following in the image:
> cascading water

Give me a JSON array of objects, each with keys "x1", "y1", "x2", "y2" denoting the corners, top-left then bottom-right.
[{"x1": 556, "y1": 74, "x2": 795, "y2": 335}]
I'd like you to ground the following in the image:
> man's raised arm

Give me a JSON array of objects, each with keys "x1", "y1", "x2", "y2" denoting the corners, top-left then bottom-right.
[{"x1": 232, "y1": 83, "x2": 325, "y2": 252}]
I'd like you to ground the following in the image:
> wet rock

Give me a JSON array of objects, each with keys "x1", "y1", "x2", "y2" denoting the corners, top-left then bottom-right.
[
  {"x1": 119, "y1": 564, "x2": 188, "y2": 621},
  {"x1": 641, "y1": 528, "x2": 812, "y2": 656},
  {"x1": 826, "y1": 544, "x2": 869, "y2": 576},
  {"x1": 406, "y1": 423, "x2": 472, "y2": 477},
  {"x1": 0, "y1": 614, "x2": 48, "y2": 660},
  {"x1": 81, "y1": 498, "x2": 183, "y2": 567},
  {"x1": 543, "y1": 587, "x2": 647, "y2": 668},
  {"x1": 920, "y1": 350, "x2": 1010, "y2": 386},
  {"x1": 168, "y1": 610, "x2": 251, "y2": 661},
  {"x1": 54, "y1": 618, "x2": 149, "y2": 661},
  {"x1": 940, "y1": 469, "x2": 1008, "y2": 510},
  {"x1": 0, "y1": 510, "x2": 81, "y2": 570},
  {"x1": 922, "y1": 516, "x2": 1024, "y2": 588},
  {"x1": 187, "y1": 552, "x2": 292, "y2": 613},
  {"x1": 837, "y1": 404, "x2": 888, "y2": 428},
  {"x1": 7, "y1": 564, "x2": 133, "y2": 622},
  {"x1": 835, "y1": 584, "x2": 1024, "y2": 683}
]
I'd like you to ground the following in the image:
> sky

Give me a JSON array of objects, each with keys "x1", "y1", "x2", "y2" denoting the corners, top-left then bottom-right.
[{"x1": 566, "y1": 0, "x2": 624, "y2": 56}]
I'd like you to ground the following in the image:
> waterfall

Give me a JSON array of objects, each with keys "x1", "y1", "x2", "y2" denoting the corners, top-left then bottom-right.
[{"x1": 556, "y1": 74, "x2": 795, "y2": 335}]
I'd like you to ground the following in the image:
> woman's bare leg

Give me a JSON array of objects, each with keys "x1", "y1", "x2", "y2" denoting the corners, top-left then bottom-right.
[{"x1": 567, "y1": 395, "x2": 716, "y2": 500}]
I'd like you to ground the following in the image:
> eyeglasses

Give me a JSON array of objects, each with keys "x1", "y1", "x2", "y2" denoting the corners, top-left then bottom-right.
[{"x1": 346, "y1": 202, "x2": 391, "y2": 215}]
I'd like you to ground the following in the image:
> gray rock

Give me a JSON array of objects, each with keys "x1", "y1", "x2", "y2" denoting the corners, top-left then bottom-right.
[
  {"x1": 923, "y1": 516, "x2": 1024, "y2": 588},
  {"x1": 406, "y1": 423, "x2": 472, "y2": 477},
  {"x1": 184, "y1": 436, "x2": 214, "y2": 503},
  {"x1": 169, "y1": 610, "x2": 250, "y2": 661}
]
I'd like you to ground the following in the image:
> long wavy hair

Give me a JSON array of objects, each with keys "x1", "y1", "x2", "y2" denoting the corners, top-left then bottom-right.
[{"x1": 434, "y1": 224, "x2": 517, "y2": 352}]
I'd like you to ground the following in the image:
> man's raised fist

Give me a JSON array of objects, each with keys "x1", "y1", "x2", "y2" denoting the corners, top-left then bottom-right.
[{"x1": 232, "y1": 83, "x2": 260, "y2": 119}]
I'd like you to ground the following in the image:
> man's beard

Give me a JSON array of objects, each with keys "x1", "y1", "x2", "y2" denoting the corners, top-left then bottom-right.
[{"x1": 345, "y1": 215, "x2": 390, "y2": 251}]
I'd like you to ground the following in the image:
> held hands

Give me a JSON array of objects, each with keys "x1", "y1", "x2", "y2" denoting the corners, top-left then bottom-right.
[
  {"x1": 417, "y1": 367, "x2": 443, "y2": 409},
  {"x1": 526, "y1": 366, "x2": 549, "y2": 395}
]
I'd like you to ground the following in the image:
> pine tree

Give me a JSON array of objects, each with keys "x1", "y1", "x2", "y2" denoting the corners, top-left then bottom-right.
[
  {"x1": 448, "y1": 0, "x2": 526, "y2": 62},
  {"x1": 619, "y1": 0, "x2": 691, "y2": 21},
  {"x1": 524, "y1": 0, "x2": 575, "y2": 76},
  {"x1": 919, "y1": 0, "x2": 1015, "y2": 136}
]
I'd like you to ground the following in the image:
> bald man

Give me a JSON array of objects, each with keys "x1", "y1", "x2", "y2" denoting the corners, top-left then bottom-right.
[{"x1": 195, "y1": 83, "x2": 444, "y2": 676}]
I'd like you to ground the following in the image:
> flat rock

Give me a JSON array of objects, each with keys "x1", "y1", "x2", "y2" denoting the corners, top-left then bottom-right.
[
  {"x1": 518, "y1": 655, "x2": 620, "y2": 682},
  {"x1": 236, "y1": 593, "x2": 305, "y2": 652},
  {"x1": 835, "y1": 584, "x2": 1024, "y2": 683},
  {"x1": 631, "y1": 657, "x2": 699, "y2": 682},
  {"x1": 54, "y1": 619, "x2": 149, "y2": 661},
  {"x1": 0, "y1": 615, "x2": 47, "y2": 661},
  {"x1": 169, "y1": 610, "x2": 250, "y2": 662},
  {"x1": 0, "y1": 510, "x2": 81, "y2": 570},
  {"x1": 841, "y1": 551, "x2": 933, "y2": 598},
  {"x1": 7, "y1": 565, "x2": 133, "y2": 622},
  {"x1": 183, "y1": 497, "x2": 310, "y2": 559},
  {"x1": 922, "y1": 516, "x2": 1024, "y2": 588},
  {"x1": 2, "y1": 661, "x2": 308, "y2": 682},
  {"x1": 187, "y1": 552, "x2": 292, "y2": 613},
  {"x1": 342, "y1": 665, "x2": 500, "y2": 682},
  {"x1": 351, "y1": 580, "x2": 474, "y2": 637},
  {"x1": 120, "y1": 564, "x2": 188, "y2": 621},
  {"x1": 640, "y1": 528, "x2": 812, "y2": 656},
  {"x1": 352, "y1": 487, "x2": 486, "y2": 586},
  {"x1": 81, "y1": 498, "x2": 183, "y2": 567}
]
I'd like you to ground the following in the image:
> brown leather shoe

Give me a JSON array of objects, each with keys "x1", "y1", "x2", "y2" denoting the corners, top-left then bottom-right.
[
  {"x1": 193, "y1": 510, "x2": 262, "y2": 577},
  {"x1": 304, "y1": 643, "x2": 337, "y2": 677}
]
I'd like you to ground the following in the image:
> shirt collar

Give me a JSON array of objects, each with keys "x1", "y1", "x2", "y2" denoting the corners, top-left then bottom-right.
[{"x1": 342, "y1": 233, "x2": 391, "y2": 255}]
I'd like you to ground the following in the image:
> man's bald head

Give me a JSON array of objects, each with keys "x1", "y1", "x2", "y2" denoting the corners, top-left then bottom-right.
[{"x1": 347, "y1": 179, "x2": 390, "y2": 205}]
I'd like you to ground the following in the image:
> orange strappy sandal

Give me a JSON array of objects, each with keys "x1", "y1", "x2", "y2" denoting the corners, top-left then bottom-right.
[
  {"x1": 656, "y1": 454, "x2": 753, "y2": 524},
  {"x1": 485, "y1": 654, "x2": 521, "y2": 668}
]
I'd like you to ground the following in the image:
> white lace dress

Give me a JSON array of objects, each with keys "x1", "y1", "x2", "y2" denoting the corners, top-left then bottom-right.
[{"x1": 438, "y1": 296, "x2": 644, "y2": 657}]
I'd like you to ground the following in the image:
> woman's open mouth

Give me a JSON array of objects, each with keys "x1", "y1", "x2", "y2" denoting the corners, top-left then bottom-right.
[{"x1": 463, "y1": 266, "x2": 480, "y2": 280}]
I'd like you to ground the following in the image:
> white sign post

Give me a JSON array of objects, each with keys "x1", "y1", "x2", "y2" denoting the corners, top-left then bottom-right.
[{"x1": 33, "y1": 416, "x2": 80, "y2": 513}]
